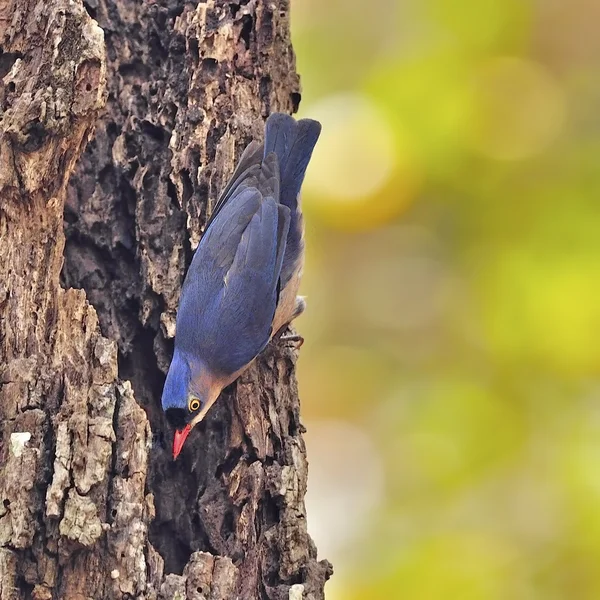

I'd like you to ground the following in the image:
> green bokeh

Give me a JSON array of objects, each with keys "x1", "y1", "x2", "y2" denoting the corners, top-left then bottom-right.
[{"x1": 291, "y1": 0, "x2": 600, "y2": 597}]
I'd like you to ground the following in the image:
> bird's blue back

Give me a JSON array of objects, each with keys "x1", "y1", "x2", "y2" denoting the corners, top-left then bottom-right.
[{"x1": 174, "y1": 114, "x2": 320, "y2": 379}]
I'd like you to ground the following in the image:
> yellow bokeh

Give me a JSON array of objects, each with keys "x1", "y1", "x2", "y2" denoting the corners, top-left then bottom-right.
[
  {"x1": 467, "y1": 57, "x2": 566, "y2": 160},
  {"x1": 301, "y1": 93, "x2": 420, "y2": 231},
  {"x1": 477, "y1": 249, "x2": 600, "y2": 375},
  {"x1": 347, "y1": 533, "x2": 528, "y2": 600}
]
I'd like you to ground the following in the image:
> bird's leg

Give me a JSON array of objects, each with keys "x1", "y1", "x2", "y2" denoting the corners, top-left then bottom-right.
[
  {"x1": 274, "y1": 296, "x2": 306, "y2": 347},
  {"x1": 273, "y1": 324, "x2": 303, "y2": 346}
]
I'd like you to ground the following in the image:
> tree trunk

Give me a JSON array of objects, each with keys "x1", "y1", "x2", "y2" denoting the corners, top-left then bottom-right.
[{"x1": 0, "y1": 0, "x2": 332, "y2": 598}]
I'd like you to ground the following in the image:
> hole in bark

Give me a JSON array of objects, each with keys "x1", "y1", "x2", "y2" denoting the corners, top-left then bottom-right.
[
  {"x1": 240, "y1": 15, "x2": 253, "y2": 49},
  {"x1": 261, "y1": 8, "x2": 274, "y2": 43},
  {"x1": 202, "y1": 57, "x2": 218, "y2": 74},
  {"x1": 106, "y1": 122, "x2": 118, "y2": 138},
  {"x1": 287, "y1": 409, "x2": 298, "y2": 436},
  {"x1": 206, "y1": 124, "x2": 226, "y2": 162},
  {"x1": 180, "y1": 169, "x2": 193, "y2": 206},
  {"x1": 0, "y1": 50, "x2": 21, "y2": 79},
  {"x1": 290, "y1": 91, "x2": 301, "y2": 112},
  {"x1": 169, "y1": 5, "x2": 184, "y2": 18},
  {"x1": 119, "y1": 61, "x2": 151, "y2": 79},
  {"x1": 263, "y1": 498, "x2": 280, "y2": 529},
  {"x1": 140, "y1": 119, "x2": 165, "y2": 143},
  {"x1": 188, "y1": 37, "x2": 199, "y2": 65},
  {"x1": 215, "y1": 447, "x2": 244, "y2": 479},
  {"x1": 85, "y1": 83, "x2": 92, "y2": 92},
  {"x1": 21, "y1": 119, "x2": 47, "y2": 152},
  {"x1": 259, "y1": 76, "x2": 271, "y2": 101},
  {"x1": 3, "y1": 499, "x2": 10, "y2": 508},
  {"x1": 141, "y1": 170, "x2": 154, "y2": 192},
  {"x1": 7, "y1": 81, "x2": 15, "y2": 92},
  {"x1": 220, "y1": 510, "x2": 234, "y2": 539},
  {"x1": 64, "y1": 206, "x2": 78, "y2": 225},
  {"x1": 166, "y1": 178, "x2": 179, "y2": 209},
  {"x1": 84, "y1": 1, "x2": 97, "y2": 20}
]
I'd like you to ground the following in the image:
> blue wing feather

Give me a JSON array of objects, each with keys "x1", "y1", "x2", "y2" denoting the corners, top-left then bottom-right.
[
  {"x1": 264, "y1": 114, "x2": 321, "y2": 286},
  {"x1": 177, "y1": 185, "x2": 290, "y2": 375},
  {"x1": 264, "y1": 114, "x2": 321, "y2": 211},
  {"x1": 203, "y1": 140, "x2": 264, "y2": 232}
]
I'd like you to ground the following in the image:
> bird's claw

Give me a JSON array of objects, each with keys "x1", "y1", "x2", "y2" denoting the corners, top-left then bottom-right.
[{"x1": 280, "y1": 334, "x2": 304, "y2": 348}]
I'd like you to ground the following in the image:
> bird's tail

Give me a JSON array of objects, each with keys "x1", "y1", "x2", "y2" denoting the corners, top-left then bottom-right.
[{"x1": 264, "y1": 113, "x2": 321, "y2": 211}]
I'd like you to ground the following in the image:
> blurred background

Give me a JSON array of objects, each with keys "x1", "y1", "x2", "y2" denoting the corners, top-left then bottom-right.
[{"x1": 290, "y1": 0, "x2": 600, "y2": 598}]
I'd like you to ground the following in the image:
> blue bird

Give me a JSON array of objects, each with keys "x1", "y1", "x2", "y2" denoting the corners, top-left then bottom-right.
[{"x1": 161, "y1": 113, "x2": 321, "y2": 459}]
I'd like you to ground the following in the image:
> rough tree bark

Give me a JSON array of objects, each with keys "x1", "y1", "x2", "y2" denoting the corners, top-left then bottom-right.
[{"x1": 0, "y1": 0, "x2": 332, "y2": 598}]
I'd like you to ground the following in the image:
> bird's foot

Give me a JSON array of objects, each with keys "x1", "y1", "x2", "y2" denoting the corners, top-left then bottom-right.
[{"x1": 280, "y1": 334, "x2": 304, "y2": 348}]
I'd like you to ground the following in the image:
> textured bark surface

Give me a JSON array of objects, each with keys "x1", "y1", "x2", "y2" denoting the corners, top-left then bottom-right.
[{"x1": 0, "y1": 0, "x2": 331, "y2": 598}]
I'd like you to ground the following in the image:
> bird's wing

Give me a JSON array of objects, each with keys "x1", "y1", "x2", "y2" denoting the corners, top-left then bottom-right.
[
  {"x1": 263, "y1": 114, "x2": 321, "y2": 286},
  {"x1": 203, "y1": 140, "x2": 264, "y2": 232},
  {"x1": 264, "y1": 114, "x2": 321, "y2": 212},
  {"x1": 177, "y1": 182, "x2": 290, "y2": 375}
]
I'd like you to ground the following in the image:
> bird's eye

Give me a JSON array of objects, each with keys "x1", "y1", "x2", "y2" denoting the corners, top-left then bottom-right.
[{"x1": 188, "y1": 397, "x2": 201, "y2": 412}]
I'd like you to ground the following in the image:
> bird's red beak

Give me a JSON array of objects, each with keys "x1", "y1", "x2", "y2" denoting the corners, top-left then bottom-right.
[{"x1": 173, "y1": 424, "x2": 192, "y2": 460}]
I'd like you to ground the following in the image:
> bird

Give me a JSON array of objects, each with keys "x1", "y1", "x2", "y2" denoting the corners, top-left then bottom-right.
[{"x1": 161, "y1": 112, "x2": 321, "y2": 460}]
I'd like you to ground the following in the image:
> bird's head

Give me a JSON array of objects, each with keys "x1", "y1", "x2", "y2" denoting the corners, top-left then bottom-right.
[{"x1": 161, "y1": 349, "x2": 222, "y2": 460}]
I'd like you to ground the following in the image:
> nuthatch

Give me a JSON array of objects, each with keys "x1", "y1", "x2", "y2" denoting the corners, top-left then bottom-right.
[{"x1": 161, "y1": 113, "x2": 321, "y2": 459}]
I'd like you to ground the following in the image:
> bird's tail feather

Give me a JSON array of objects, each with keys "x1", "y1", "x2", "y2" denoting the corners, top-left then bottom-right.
[{"x1": 264, "y1": 113, "x2": 321, "y2": 211}]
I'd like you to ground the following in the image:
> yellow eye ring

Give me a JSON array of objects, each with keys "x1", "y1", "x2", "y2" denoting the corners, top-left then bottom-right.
[{"x1": 189, "y1": 397, "x2": 201, "y2": 412}]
